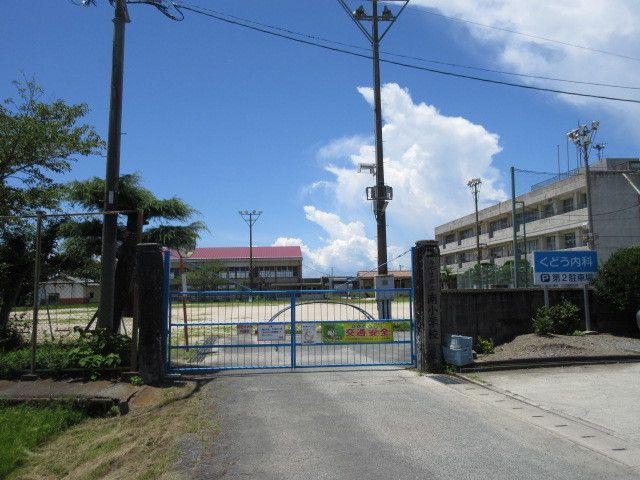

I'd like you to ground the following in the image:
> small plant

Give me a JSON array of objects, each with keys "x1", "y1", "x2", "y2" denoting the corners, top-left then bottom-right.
[
  {"x1": 475, "y1": 336, "x2": 494, "y2": 354},
  {"x1": 532, "y1": 300, "x2": 581, "y2": 335},
  {"x1": 532, "y1": 306, "x2": 554, "y2": 335},
  {"x1": 444, "y1": 364, "x2": 457, "y2": 375},
  {"x1": 572, "y1": 330, "x2": 586, "y2": 336},
  {"x1": 130, "y1": 375, "x2": 144, "y2": 386}
]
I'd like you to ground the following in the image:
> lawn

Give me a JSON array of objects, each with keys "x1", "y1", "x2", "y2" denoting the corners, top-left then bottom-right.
[{"x1": 0, "y1": 403, "x2": 86, "y2": 478}]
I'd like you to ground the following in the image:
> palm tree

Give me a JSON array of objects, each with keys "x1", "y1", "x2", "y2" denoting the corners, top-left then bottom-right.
[{"x1": 62, "y1": 173, "x2": 207, "y2": 332}]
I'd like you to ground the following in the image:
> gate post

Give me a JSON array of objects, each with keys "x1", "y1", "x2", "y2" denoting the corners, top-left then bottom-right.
[
  {"x1": 414, "y1": 240, "x2": 443, "y2": 372},
  {"x1": 136, "y1": 243, "x2": 166, "y2": 384}
]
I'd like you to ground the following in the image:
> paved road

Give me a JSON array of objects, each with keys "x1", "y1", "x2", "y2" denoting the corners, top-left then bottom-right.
[
  {"x1": 172, "y1": 368, "x2": 640, "y2": 479},
  {"x1": 475, "y1": 363, "x2": 640, "y2": 446}
]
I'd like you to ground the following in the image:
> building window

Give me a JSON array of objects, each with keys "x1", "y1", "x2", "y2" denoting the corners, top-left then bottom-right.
[
  {"x1": 564, "y1": 232, "x2": 576, "y2": 248},
  {"x1": 489, "y1": 246, "x2": 504, "y2": 259},
  {"x1": 577, "y1": 192, "x2": 587, "y2": 209},
  {"x1": 489, "y1": 217, "x2": 510, "y2": 235},
  {"x1": 542, "y1": 203, "x2": 555, "y2": 218},
  {"x1": 562, "y1": 198, "x2": 574, "y2": 213},
  {"x1": 459, "y1": 228, "x2": 474, "y2": 241},
  {"x1": 526, "y1": 239, "x2": 538, "y2": 253},
  {"x1": 444, "y1": 233, "x2": 455, "y2": 244},
  {"x1": 524, "y1": 209, "x2": 539, "y2": 223},
  {"x1": 545, "y1": 236, "x2": 556, "y2": 250},
  {"x1": 445, "y1": 254, "x2": 455, "y2": 265}
]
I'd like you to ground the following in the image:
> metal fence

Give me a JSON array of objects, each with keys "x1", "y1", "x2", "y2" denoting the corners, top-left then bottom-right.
[
  {"x1": 168, "y1": 289, "x2": 414, "y2": 371},
  {"x1": 1, "y1": 210, "x2": 138, "y2": 374}
]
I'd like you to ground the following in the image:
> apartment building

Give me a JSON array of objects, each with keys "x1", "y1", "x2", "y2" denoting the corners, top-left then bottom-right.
[{"x1": 435, "y1": 158, "x2": 640, "y2": 276}]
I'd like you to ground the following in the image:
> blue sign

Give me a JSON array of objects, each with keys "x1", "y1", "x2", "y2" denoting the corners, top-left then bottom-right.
[{"x1": 533, "y1": 250, "x2": 598, "y2": 285}]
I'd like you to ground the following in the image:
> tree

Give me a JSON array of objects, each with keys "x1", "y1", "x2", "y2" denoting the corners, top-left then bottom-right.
[
  {"x1": 63, "y1": 173, "x2": 206, "y2": 331},
  {"x1": 185, "y1": 261, "x2": 224, "y2": 291},
  {"x1": 594, "y1": 246, "x2": 640, "y2": 313},
  {"x1": 0, "y1": 79, "x2": 103, "y2": 333},
  {"x1": 440, "y1": 266, "x2": 456, "y2": 290}
]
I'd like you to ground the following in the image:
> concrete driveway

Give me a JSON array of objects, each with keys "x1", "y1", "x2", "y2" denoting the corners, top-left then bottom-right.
[
  {"x1": 172, "y1": 368, "x2": 640, "y2": 479},
  {"x1": 473, "y1": 363, "x2": 640, "y2": 446}
]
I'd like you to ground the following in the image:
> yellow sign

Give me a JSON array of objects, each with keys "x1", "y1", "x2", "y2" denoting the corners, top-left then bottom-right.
[{"x1": 321, "y1": 322, "x2": 393, "y2": 343}]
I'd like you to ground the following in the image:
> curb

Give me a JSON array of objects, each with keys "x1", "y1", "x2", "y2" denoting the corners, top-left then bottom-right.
[{"x1": 458, "y1": 355, "x2": 640, "y2": 372}]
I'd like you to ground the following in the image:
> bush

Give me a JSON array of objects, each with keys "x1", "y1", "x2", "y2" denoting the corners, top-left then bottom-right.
[
  {"x1": 0, "y1": 328, "x2": 131, "y2": 379},
  {"x1": 594, "y1": 245, "x2": 640, "y2": 313},
  {"x1": 532, "y1": 300, "x2": 581, "y2": 335},
  {"x1": 475, "y1": 336, "x2": 494, "y2": 354}
]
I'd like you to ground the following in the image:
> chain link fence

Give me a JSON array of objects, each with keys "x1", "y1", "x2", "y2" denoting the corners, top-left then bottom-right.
[{"x1": 1, "y1": 210, "x2": 139, "y2": 375}]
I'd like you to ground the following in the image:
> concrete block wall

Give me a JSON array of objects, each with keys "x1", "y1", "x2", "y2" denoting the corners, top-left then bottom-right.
[{"x1": 440, "y1": 288, "x2": 638, "y2": 347}]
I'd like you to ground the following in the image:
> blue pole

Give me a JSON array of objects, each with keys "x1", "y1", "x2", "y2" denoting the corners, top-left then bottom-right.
[
  {"x1": 290, "y1": 292, "x2": 296, "y2": 368},
  {"x1": 162, "y1": 249, "x2": 171, "y2": 372}
]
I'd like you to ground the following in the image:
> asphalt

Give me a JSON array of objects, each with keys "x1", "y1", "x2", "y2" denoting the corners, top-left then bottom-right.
[{"x1": 171, "y1": 367, "x2": 640, "y2": 480}]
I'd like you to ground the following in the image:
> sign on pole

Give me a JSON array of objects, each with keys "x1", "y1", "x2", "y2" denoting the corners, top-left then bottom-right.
[{"x1": 533, "y1": 250, "x2": 598, "y2": 286}]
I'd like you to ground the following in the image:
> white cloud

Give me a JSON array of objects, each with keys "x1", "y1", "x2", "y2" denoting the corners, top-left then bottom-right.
[
  {"x1": 297, "y1": 83, "x2": 506, "y2": 274},
  {"x1": 411, "y1": 1, "x2": 640, "y2": 125}
]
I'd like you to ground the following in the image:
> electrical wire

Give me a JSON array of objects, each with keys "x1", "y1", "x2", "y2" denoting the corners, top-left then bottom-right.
[
  {"x1": 419, "y1": 9, "x2": 640, "y2": 64},
  {"x1": 175, "y1": 2, "x2": 640, "y2": 92},
  {"x1": 174, "y1": 3, "x2": 640, "y2": 105}
]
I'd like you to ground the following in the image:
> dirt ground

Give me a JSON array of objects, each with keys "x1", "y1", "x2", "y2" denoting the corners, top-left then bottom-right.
[{"x1": 476, "y1": 333, "x2": 640, "y2": 363}]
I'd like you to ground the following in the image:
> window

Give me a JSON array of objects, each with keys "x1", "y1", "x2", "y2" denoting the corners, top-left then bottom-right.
[
  {"x1": 562, "y1": 198, "x2": 574, "y2": 213},
  {"x1": 489, "y1": 217, "x2": 510, "y2": 234},
  {"x1": 545, "y1": 236, "x2": 556, "y2": 250},
  {"x1": 542, "y1": 203, "x2": 555, "y2": 218},
  {"x1": 459, "y1": 228, "x2": 474, "y2": 240},
  {"x1": 577, "y1": 193, "x2": 587, "y2": 209},
  {"x1": 526, "y1": 239, "x2": 538, "y2": 253},
  {"x1": 490, "y1": 246, "x2": 504, "y2": 259},
  {"x1": 444, "y1": 233, "x2": 455, "y2": 244},
  {"x1": 445, "y1": 254, "x2": 455, "y2": 265},
  {"x1": 564, "y1": 232, "x2": 576, "y2": 249},
  {"x1": 524, "y1": 209, "x2": 539, "y2": 223}
]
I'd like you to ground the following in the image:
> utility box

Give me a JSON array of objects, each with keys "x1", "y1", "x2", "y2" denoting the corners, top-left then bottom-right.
[{"x1": 374, "y1": 275, "x2": 395, "y2": 300}]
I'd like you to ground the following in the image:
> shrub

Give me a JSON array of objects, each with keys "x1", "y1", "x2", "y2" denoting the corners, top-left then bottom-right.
[
  {"x1": 475, "y1": 336, "x2": 494, "y2": 354},
  {"x1": 0, "y1": 328, "x2": 131, "y2": 379},
  {"x1": 532, "y1": 300, "x2": 581, "y2": 335},
  {"x1": 532, "y1": 307, "x2": 554, "y2": 335},
  {"x1": 594, "y1": 245, "x2": 640, "y2": 313}
]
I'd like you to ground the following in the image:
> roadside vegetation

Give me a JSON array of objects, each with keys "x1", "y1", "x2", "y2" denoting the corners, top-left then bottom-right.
[
  {"x1": 8, "y1": 382, "x2": 211, "y2": 480},
  {"x1": 532, "y1": 299, "x2": 580, "y2": 335},
  {"x1": 0, "y1": 402, "x2": 86, "y2": 478},
  {"x1": 0, "y1": 328, "x2": 130, "y2": 379}
]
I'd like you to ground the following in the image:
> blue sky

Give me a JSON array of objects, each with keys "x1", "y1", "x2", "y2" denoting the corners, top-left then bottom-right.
[{"x1": 3, "y1": 1, "x2": 640, "y2": 275}]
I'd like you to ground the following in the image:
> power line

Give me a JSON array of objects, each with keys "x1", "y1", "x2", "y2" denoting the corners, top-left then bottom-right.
[
  {"x1": 175, "y1": 2, "x2": 640, "y2": 91},
  {"x1": 174, "y1": 3, "x2": 640, "y2": 105},
  {"x1": 419, "y1": 9, "x2": 640, "y2": 63}
]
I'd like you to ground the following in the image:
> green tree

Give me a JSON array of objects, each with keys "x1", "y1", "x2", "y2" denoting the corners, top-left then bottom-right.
[
  {"x1": 185, "y1": 261, "x2": 224, "y2": 291},
  {"x1": 440, "y1": 266, "x2": 455, "y2": 290},
  {"x1": 594, "y1": 246, "x2": 640, "y2": 313},
  {"x1": 0, "y1": 79, "x2": 102, "y2": 333},
  {"x1": 62, "y1": 173, "x2": 206, "y2": 331}
]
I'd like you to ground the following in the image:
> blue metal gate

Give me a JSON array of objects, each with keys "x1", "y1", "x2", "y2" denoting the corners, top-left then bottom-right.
[{"x1": 164, "y1": 286, "x2": 414, "y2": 372}]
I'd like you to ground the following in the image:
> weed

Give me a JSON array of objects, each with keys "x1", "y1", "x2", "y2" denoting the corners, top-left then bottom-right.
[
  {"x1": 572, "y1": 330, "x2": 586, "y2": 336},
  {"x1": 130, "y1": 375, "x2": 144, "y2": 386},
  {"x1": 532, "y1": 300, "x2": 581, "y2": 335},
  {"x1": 444, "y1": 364, "x2": 457, "y2": 375},
  {"x1": 475, "y1": 336, "x2": 495, "y2": 354}
]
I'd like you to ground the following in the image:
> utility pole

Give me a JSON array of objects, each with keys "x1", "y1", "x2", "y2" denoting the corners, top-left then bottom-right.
[
  {"x1": 511, "y1": 166, "x2": 519, "y2": 288},
  {"x1": 239, "y1": 210, "x2": 262, "y2": 290},
  {"x1": 78, "y1": 0, "x2": 183, "y2": 329},
  {"x1": 467, "y1": 178, "x2": 482, "y2": 274},
  {"x1": 98, "y1": 0, "x2": 129, "y2": 329},
  {"x1": 568, "y1": 122, "x2": 599, "y2": 250},
  {"x1": 338, "y1": 0, "x2": 409, "y2": 275}
]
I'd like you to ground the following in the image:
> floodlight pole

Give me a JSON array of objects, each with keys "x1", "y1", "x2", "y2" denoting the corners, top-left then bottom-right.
[
  {"x1": 338, "y1": 0, "x2": 408, "y2": 275},
  {"x1": 98, "y1": 0, "x2": 130, "y2": 329},
  {"x1": 240, "y1": 210, "x2": 262, "y2": 290},
  {"x1": 467, "y1": 178, "x2": 482, "y2": 273}
]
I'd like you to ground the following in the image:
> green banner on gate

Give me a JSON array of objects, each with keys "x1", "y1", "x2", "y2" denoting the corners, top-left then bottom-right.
[{"x1": 321, "y1": 322, "x2": 393, "y2": 343}]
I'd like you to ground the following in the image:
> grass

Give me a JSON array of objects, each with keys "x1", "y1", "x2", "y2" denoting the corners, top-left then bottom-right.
[
  {"x1": 0, "y1": 402, "x2": 86, "y2": 478},
  {"x1": 9, "y1": 382, "x2": 212, "y2": 479}
]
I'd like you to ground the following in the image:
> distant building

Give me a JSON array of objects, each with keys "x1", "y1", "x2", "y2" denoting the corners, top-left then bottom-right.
[
  {"x1": 41, "y1": 276, "x2": 100, "y2": 305},
  {"x1": 435, "y1": 158, "x2": 640, "y2": 279},
  {"x1": 170, "y1": 246, "x2": 303, "y2": 290},
  {"x1": 357, "y1": 270, "x2": 412, "y2": 289}
]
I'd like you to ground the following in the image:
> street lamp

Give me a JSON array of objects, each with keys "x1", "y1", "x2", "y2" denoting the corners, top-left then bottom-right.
[
  {"x1": 76, "y1": 0, "x2": 183, "y2": 330},
  {"x1": 239, "y1": 210, "x2": 262, "y2": 290},
  {"x1": 337, "y1": 0, "x2": 409, "y2": 275},
  {"x1": 567, "y1": 121, "x2": 599, "y2": 250}
]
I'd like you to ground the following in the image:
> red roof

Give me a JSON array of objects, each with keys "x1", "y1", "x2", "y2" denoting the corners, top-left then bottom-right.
[{"x1": 171, "y1": 246, "x2": 302, "y2": 261}]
